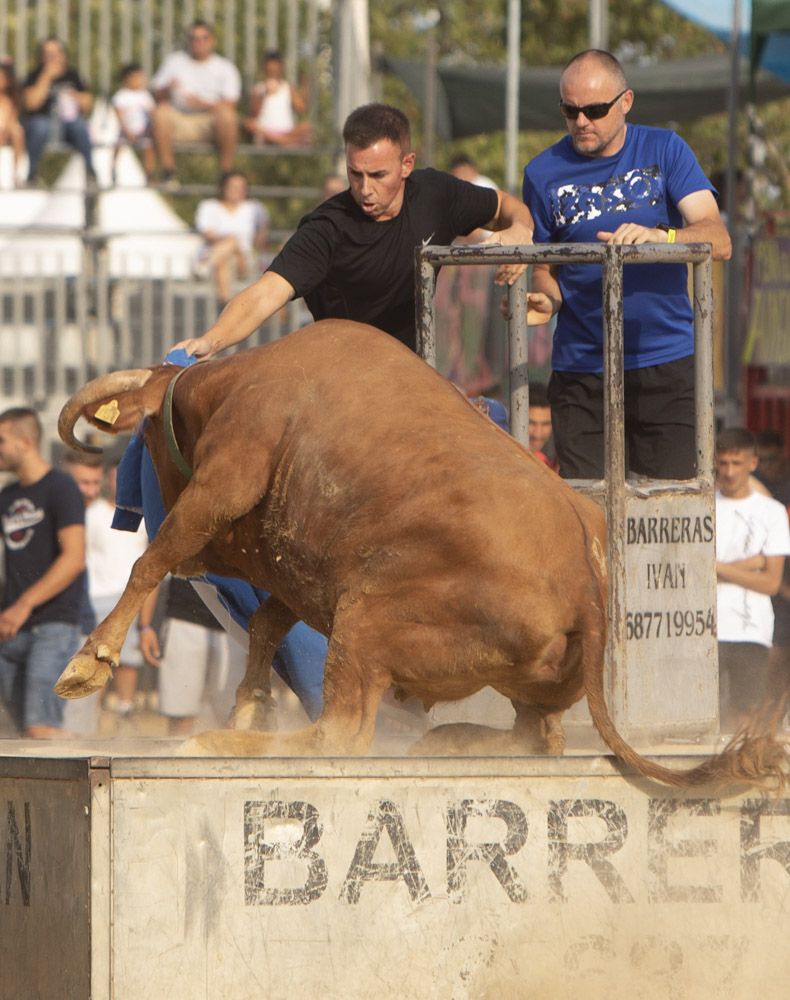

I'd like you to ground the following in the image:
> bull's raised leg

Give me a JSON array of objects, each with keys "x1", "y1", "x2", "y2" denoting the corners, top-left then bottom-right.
[
  {"x1": 55, "y1": 455, "x2": 272, "y2": 700},
  {"x1": 231, "y1": 597, "x2": 298, "y2": 731}
]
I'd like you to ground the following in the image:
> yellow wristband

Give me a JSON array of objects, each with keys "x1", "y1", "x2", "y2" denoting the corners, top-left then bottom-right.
[{"x1": 666, "y1": 227, "x2": 677, "y2": 244}]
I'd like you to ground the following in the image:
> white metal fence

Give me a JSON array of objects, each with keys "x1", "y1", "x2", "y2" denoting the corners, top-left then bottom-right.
[{"x1": 0, "y1": 237, "x2": 307, "y2": 417}]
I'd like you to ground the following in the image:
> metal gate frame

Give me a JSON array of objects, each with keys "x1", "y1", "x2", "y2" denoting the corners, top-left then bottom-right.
[{"x1": 416, "y1": 241, "x2": 716, "y2": 737}]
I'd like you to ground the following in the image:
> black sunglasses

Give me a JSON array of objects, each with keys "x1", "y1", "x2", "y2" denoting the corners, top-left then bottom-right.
[{"x1": 559, "y1": 89, "x2": 628, "y2": 121}]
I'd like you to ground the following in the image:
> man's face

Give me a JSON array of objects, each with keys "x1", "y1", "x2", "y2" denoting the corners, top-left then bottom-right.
[
  {"x1": 345, "y1": 139, "x2": 415, "y2": 222},
  {"x1": 559, "y1": 60, "x2": 632, "y2": 158},
  {"x1": 69, "y1": 463, "x2": 103, "y2": 506},
  {"x1": 716, "y1": 449, "x2": 757, "y2": 498},
  {"x1": 0, "y1": 422, "x2": 25, "y2": 473},
  {"x1": 188, "y1": 26, "x2": 215, "y2": 61},
  {"x1": 528, "y1": 405, "x2": 552, "y2": 453}
]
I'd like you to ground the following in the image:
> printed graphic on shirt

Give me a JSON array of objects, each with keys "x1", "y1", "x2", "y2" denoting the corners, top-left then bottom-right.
[
  {"x1": 552, "y1": 165, "x2": 663, "y2": 227},
  {"x1": 2, "y1": 498, "x2": 45, "y2": 551}
]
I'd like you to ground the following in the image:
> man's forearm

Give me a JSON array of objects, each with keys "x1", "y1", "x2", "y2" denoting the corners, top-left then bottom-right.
[{"x1": 675, "y1": 219, "x2": 732, "y2": 261}]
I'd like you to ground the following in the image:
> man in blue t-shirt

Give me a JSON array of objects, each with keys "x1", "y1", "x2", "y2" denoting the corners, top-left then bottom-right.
[
  {"x1": 0, "y1": 408, "x2": 86, "y2": 736},
  {"x1": 522, "y1": 49, "x2": 731, "y2": 480}
]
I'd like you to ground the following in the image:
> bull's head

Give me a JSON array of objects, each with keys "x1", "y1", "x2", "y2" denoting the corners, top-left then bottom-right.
[{"x1": 58, "y1": 367, "x2": 170, "y2": 453}]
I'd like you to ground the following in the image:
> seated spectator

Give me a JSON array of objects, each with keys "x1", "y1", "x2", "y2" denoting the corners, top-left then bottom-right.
[
  {"x1": 193, "y1": 169, "x2": 269, "y2": 306},
  {"x1": 244, "y1": 50, "x2": 312, "y2": 147},
  {"x1": 21, "y1": 36, "x2": 95, "y2": 187},
  {"x1": 150, "y1": 19, "x2": 240, "y2": 190},
  {"x1": 0, "y1": 59, "x2": 25, "y2": 183},
  {"x1": 111, "y1": 62, "x2": 155, "y2": 184}
]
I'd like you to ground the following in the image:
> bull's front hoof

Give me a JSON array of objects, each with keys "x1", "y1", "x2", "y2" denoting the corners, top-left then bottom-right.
[{"x1": 54, "y1": 650, "x2": 115, "y2": 699}]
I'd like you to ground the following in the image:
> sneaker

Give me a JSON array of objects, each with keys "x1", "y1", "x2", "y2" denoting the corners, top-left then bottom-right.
[{"x1": 160, "y1": 169, "x2": 181, "y2": 192}]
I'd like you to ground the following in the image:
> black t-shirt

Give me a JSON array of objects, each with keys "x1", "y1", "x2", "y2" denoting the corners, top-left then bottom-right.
[
  {"x1": 0, "y1": 468, "x2": 85, "y2": 628},
  {"x1": 22, "y1": 66, "x2": 88, "y2": 116},
  {"x1": 269, "y1": 168, "x2": 499, "y2": 351},
  {"x1": 166, "y1": 577, "x2": 221, "y2": 631}
]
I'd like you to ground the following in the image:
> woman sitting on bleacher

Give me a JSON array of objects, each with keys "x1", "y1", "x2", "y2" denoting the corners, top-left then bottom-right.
[
  {"x1": 193, "y1": 169, "x2": 270, "y2": 307},
  {"x1": 21, "y1": 37, "x2": 96, "y2": 188}
]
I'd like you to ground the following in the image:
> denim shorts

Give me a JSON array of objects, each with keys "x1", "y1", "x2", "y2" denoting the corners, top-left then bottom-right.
[{"x1": 0, "y1": 621, "x2": 82, "y2": 731}]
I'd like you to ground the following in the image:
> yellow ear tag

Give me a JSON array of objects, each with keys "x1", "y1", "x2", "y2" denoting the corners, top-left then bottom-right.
[{"x1": 94, "y1": 400, "x2": 120, "y2": 425}]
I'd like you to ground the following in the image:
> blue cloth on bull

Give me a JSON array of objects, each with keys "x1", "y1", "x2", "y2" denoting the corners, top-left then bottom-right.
[{"x1": 111, "y1": 351, "x2": 327, "y2": 721}]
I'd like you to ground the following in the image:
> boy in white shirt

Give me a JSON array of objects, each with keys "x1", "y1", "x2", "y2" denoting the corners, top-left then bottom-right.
[
  {"x1": 715, "y1": 426, "x2": 790, "y2": 731},
  {"x1": 111, "y1": 63, "x2": 155, "y2": 182}
]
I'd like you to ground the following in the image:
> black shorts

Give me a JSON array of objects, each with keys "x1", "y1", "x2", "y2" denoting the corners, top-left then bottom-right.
[{"x1": 548, "y1": 355, "x2": 696, "y2": 480}]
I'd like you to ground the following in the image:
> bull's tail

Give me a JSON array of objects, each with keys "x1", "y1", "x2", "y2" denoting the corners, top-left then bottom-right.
[{"x1": 580, "y1": 517, "x2": 788, "y2": 792}]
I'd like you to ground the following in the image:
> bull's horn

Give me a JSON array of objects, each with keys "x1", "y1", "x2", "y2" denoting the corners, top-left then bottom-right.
[{"x1": 58, "y1": 369, "x2": 153, "y2": 452}]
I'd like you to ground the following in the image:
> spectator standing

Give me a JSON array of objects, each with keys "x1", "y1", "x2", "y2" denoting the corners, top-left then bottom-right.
[
  {"x1": 175, "y1": 102, "x2": 532, "y2": 360},
  {"x1": 194, "y1": 169, "x2": 269, "y2": 306},
  {"x1": 715, "y1": 427, "x2": 790, "y2": 732},
  {"x1": 111, "y1": 62, "x2": 156, "y2": 183},
  {"x1": 244, "y1": 50, "x2": 312, "y2": 147},
  {"x1": 21, "y1": 37, "x2": 95, "y2": 188},
  {"x1": 75, "y1": 456, "x2": 148, "y2": 718},
  {"x1": 139, "y1": 577, "x2": 246, "y2": 737},
  {"x1": 150, "y1": 19, "x2": 241, "y2": 189},
  {"x1": 522, "y1": 49, "x2": 731, "y2": 480},
  {"x1": 0, "y1": 408, "x2": 85, "y2": 738},
  {"x1": 0, "y1": 60, "x2": 25, "y2": 183}
]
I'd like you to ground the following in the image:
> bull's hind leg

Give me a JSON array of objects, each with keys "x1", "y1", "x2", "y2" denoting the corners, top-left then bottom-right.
[
  {"x1": 181, "y1": 609, "x2": 390, "y2": 757},
  {"x1": 231, "y1": 597, "x2": 298, "y2": 731},
  {"x1": 511, "y1": 702, "x2": 567, "y2": 755}
]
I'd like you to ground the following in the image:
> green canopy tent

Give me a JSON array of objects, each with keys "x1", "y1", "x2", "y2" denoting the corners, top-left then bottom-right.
[
  {"x1": 751, "y1": 0, "x2": 790, "y2": 80},
  {"x1": 380, "y1": 51, "x2": 790, "y2": 140}
]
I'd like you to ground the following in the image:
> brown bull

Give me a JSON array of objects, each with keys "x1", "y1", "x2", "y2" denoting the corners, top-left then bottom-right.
[{"x1": 56, "y1": 321, "x2": 785, "y2": 788}]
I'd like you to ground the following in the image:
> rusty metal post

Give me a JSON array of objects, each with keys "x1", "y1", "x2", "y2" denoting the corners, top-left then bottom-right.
[
  {"x1": 508, "y1": 271, "x2": 529, "y2": 447},
  {"x1": 415, "y1": 253, "x2": 437, "y2": 368},
  {"x1": 602, "y1": 244, "x2": 627, "y2": 717},
  {"x1": 694, "y1": 255, "x2": 715, "y2": 484}
]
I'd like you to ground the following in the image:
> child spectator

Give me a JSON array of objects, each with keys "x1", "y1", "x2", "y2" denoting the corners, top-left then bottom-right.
[
  {"x1": 111, "y1": 62, "x2": 155, "y2": 183},
  {"x1": 244, "y1": 50, "x2": 312, "y2": 147},
  {"x1": 0, "y1": 59, "x2": 25, "y2": 184},
  {"x1": 193, "y1": 169, "x2": 269, "y2": 305}
]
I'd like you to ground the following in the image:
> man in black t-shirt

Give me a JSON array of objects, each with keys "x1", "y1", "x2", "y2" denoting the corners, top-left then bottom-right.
[
  {"x1": 0, "y1": 408, "x2": 86, "y2": 736},
  {"x1": 176, "y1": 102, "x2": 534, "y2": 358}
]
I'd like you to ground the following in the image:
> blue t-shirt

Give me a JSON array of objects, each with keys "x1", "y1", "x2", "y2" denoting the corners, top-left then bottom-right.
[{"x1": 522, "y1": 124, "x2": 715, "y2": 373}]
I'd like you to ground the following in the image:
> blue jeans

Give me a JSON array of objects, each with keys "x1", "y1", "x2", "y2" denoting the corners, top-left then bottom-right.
[
  {"x1": 24, "y1": 113, "x2": 95, "y2": 180},
  {"x1": 0, "y1": 622, "x2": 82, "y2": 731}
]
